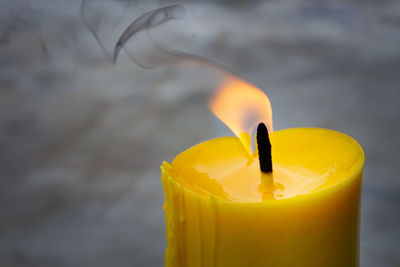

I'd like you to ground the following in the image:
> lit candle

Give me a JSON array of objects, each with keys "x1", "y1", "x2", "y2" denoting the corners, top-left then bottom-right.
[{"x1": 161, "y1": 77, "x2": 364, "y2": 267}]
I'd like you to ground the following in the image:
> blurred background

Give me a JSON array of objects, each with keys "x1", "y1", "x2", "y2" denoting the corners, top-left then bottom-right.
[{"x1": 0, "y1": 0, "x2": 399, "y2": 266}]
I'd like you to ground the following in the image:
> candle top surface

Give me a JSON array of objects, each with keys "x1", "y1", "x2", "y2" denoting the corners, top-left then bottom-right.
[{"x1": 168, "y1": 128, "x2": 364, "y2": 202}]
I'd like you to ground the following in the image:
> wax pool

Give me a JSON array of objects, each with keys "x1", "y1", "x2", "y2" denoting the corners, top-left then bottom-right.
[{"x1": 161, "y1": 128, "x2": 364, "y2": 267}]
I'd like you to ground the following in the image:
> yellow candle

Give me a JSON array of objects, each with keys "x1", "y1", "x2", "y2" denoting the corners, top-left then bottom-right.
[{"x1": 161, "y1": 127, "x2": 364, "y2": 267}]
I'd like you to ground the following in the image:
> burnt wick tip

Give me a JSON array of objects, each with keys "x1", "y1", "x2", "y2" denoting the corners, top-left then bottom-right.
[{"x1": 257, "y1": 123, "x2": 272, "y2": 173}]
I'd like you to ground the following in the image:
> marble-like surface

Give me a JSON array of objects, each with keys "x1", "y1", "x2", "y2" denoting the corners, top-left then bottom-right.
[{"x1": 0, "y1": 0, "x2": 399, "y2": 266}]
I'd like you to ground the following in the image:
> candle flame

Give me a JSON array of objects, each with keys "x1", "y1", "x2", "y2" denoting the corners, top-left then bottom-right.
[{"x1": 209, "y1": 77, "x2": 273, "y2": 154}]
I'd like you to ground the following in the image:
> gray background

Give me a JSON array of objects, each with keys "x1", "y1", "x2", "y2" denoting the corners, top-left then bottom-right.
[{"x1": 0, "y1": 0, "x2": 399, "y2": 266}]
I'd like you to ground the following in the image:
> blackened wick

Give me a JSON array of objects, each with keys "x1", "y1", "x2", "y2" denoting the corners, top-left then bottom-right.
[{"x1": 257, "y1": 123, "x2": 272, "y2": 173}]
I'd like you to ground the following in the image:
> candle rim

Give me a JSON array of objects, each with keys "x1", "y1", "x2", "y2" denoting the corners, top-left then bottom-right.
[{"x1": 162, "y1": 127, "x2": 365, "y2": 205}]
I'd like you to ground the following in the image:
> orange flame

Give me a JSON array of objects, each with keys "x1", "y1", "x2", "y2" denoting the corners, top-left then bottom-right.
[{"x1": 209, "y1": 76, "x2": 273, "y2": 154}]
